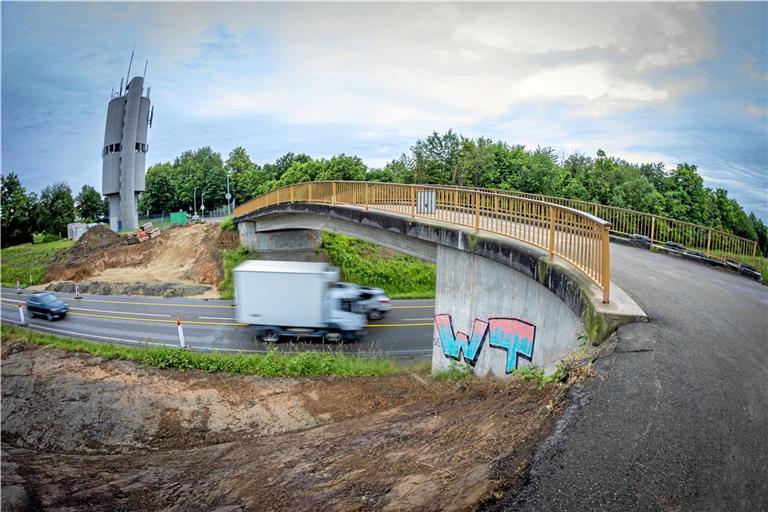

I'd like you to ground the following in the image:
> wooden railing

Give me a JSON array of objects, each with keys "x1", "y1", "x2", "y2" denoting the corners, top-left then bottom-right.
[{"x1": 234, "y1": 181, "x2": 613, "y2": 303}]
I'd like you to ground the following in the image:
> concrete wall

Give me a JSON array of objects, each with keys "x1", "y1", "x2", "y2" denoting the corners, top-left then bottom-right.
[
  {"x1": 237, "y1": 224, "x2": 322, "y2": 252},
  {"x1": 431, "y1": 245, "x2": 582, "y2": 377}
]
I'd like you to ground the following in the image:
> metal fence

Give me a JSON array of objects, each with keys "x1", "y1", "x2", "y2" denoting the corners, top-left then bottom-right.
[
  {"x1": 484, "y1": 189, "x2": 759, "y2": 268},
  {"x1": 234, "y1": 181, "x2": 613, "y2": 303}
]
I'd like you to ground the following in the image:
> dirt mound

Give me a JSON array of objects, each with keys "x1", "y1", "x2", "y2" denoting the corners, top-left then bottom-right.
[
  {"x1": 45, "y1": 280, "x2": 212, "y2": 298},
  {"x1": 1, "y1": 342, "x2": 575, "y2": 512},
  {"x1": 44, "y1": 223, "x2": 239, "y2": 291}
]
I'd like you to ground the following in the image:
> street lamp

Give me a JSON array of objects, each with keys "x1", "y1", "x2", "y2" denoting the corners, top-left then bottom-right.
[
  {"x1": 226, "y1": 171, "x2": 232, "y2": 216},
  {"x1": 201, "y1": 192, "x2": 205, "y2": 219},
  {"x1": 193, "y1": 187, "x2": 199, "y2": 215}
]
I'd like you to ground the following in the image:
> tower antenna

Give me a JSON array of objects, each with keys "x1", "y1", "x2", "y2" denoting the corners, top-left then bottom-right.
[
  {"x1": 143, "y1": 59, "x2": 148, "y2": 78},
  {"x1": 126, "y1": 46, "x2": 135, "y2": 86}
]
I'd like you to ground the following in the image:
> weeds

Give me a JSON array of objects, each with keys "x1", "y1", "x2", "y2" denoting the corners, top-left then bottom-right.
[
  {"x1": 218, "y1": 247, "x2": 249, "y2": 299},
  {"x1": 0, "y1": 324, "x2": 402, "y2": 378},
  {"x1": 322, "y1": 233, "x2": 436, "y2": 299},
  {"x1": 431, "y1": 362, "x2": 474, "y2": 382}
]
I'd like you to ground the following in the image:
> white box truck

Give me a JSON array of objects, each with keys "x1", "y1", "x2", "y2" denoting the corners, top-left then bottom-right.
[{"x1": 233, "y1": 260, "x2": 366, "y2": 343}]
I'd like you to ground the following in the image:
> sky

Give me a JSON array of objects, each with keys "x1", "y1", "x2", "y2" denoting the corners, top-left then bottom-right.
[{"x1": 2, "y1": 2, "x2": 767, "y2": 217}]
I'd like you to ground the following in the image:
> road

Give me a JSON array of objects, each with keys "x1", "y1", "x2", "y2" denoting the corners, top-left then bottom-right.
[
  {"x1": 0, "y1": 289, "x2": 434, "y2": 361},
  {"x1": 504, "y1": 243, "x2": 768, "y2": 512}
]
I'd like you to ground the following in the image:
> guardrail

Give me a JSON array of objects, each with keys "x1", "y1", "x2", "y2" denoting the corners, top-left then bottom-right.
[
  {"x1": 234, "y1": 181, "x2": 613, "y2": 303},
  {"x1": 492, "y1": 189, "x2": 759, "y2": 268}
]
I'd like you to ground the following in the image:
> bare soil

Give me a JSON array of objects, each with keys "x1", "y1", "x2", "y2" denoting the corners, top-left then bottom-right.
[
  {"x1": 0, "y1": 342, "x2": 578, "y2": 512},
  {"x1": 43, "y1": 224, "x2": 239, "y2": 296}
]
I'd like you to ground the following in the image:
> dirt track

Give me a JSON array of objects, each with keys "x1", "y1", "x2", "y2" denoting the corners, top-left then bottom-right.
[{"x1": 1, "y1": 341, "x2": 577, "y2": 511}]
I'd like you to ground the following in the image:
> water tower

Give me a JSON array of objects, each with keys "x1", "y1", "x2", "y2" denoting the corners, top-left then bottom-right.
[{"x1": 101, "y1": 53, "x2": 153, "y2": 232}]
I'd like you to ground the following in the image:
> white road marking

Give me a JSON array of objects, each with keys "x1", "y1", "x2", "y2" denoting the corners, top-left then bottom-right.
[
  {"x1": 198, "y1": 316, "x2": 235, "y2": 321},
  {"x1": 402, "y1": 318, "x2": 434, "y2": 321}
]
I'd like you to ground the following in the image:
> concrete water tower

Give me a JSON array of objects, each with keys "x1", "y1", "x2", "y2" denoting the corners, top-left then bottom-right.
[{"x1": 101, "y1": 53, "x2": 153, "y2": 232}]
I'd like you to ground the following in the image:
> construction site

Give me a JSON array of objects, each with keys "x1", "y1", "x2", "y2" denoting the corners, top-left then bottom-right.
[{"x1": 41, "y1": 223, "x2": 240, "y2": 298}]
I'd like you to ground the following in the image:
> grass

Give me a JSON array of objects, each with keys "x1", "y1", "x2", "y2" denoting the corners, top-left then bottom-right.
[
  {"x1": 322, "y1": 233, "x2": 436, "y2": 299},
  {"x1": 219, "y1": 246, "x2": 249, "y2": 299},
  {"x1": 431, "y1": 363, "x2": 474, "y2": 382},
  {"x1": 0, "y1": 239, "x2": 75, "y2": 288},
  {"x1": 1, "y1": 324, "x2": 403, "y2": 378}
]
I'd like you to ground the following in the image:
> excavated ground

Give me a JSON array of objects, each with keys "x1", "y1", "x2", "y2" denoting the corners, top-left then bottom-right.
[
  {"x1": 0, "y1": 341, "x2": 582, "y2": 512},
  {"x1": 42, "y1": 224, "x2": 239, "y2": 297}
]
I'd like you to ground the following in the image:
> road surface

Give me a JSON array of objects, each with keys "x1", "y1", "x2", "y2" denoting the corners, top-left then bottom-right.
[
  {"x1": 0, "y1": 289, "x2": 434, "y2": 361},
  {"x1": 504, "y1": 242, "x2": 768, "y2": 512}
]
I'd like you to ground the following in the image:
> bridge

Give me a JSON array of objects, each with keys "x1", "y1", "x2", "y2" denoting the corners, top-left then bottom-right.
[
  {"x1": 233, "y1": 181, "x2": 647, "y2": 376},
  {"x1": 233, "y1": 180, "x2": 768, "y2": 507}
]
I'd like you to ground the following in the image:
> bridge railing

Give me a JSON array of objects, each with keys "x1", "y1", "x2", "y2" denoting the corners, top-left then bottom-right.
[
  {"x1": 480, "y1": 189, "x2": 759, "y2": 268},
  {"x1": 234, "y1": 181, "x2": 613, "y2": 303}
]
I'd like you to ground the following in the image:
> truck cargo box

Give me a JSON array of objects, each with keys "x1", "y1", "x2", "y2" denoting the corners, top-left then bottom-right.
[{"x1": 233, "y1": 260, "x2": 339, "y2": 328}]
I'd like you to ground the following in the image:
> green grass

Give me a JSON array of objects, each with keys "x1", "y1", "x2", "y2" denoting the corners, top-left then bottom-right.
[
  {"x1": 219, "y1": 246, "x2": 249, "y2": 299},
  {"x1": 431, "y1": 363, "x2": 474, "y2": 382},
  {"x1": 322, "y1": 233, "x2": 436, "y2": 299},
  {"x1": 0, "y1": 239, "x2": 75, "y2": 288},
  {"x1": 220, "y1": 216, "x2": 236, "y2": 232},
  {"x1": 1, "y1": 324, "x2": 403, "y2": 378}
]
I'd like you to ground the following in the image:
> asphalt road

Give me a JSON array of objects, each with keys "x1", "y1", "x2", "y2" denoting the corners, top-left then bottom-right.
[
  {"x1": 0, "y1": 290, "x2": 435, "y2": 361},
  {"x1": 503, "y1": 243, "x2": 768, "y2": 512}
]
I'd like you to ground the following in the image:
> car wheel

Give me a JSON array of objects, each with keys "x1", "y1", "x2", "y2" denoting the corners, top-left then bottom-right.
[
  {"x1": 46, "y1": 312, "x2": 53, "y2": 321},
  {"x1": 260, "y1": 330, "x2": 280, "y2": 343},
  {"x1": 368, "y1": 309, "x2": 383, "y2": 320}
]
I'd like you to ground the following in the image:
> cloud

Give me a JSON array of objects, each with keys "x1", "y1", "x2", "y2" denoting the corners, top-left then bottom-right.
[{"x1": 518, "y1": 64, "x2": 668, "y2": 102}]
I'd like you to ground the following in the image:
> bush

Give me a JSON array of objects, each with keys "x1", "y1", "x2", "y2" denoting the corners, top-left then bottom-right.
[
  {"x1": 219, "y1": 247, "x2": 249, "y2": 299},
  {"x1": 32, "y1": 232, "x2": 60, "y2": 244},
  {"x1": 220, "y1": 216, "x2": 236, "y2": 232},
  {"x1": 322, "y1": 233, "x2": 436, "y2": 299}
]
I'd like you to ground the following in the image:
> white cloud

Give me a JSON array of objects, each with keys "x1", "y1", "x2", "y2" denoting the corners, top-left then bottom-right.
[{"x1": 518, "y1": 64, "x2": 668, "y2": 102}]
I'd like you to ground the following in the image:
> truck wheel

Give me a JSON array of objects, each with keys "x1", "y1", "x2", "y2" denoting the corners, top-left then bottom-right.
[
  {"x1": 323, "y1": 331, "x2": 342, "y2": 343},
  {"x1": 260, "y1": 330, "x2": 280, "y2": 343}
]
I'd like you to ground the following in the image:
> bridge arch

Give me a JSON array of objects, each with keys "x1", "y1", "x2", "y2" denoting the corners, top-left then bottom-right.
[{"x1": 234, "y1": 183, "x2": 644, "y2": 376}]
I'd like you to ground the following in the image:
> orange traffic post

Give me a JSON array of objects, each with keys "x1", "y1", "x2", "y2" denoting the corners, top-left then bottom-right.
[{"x1": 18, "y1": 303, "x2": 26, "y2": 326}]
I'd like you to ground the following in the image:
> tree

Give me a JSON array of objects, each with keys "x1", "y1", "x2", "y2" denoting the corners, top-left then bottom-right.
[
  {"x1": 316, "y1": 154, "x2": 367, "y2": 181},
  {"x1": 0, "y1": 173, "x2": 33, "y2": 246},
  {"x1": 226, "y1": 146, "x2": 263, "y2": 205},
  {"x1": 140, "y1": 163, "x2": 177, "y2": 214},
  {"x1": 74, "y1": 185, "x2": 104, "y2": 221},
  {"x1": 37, "y1": 182, "x2": 74, "y2": 236},
  {"x1": 412, "y1": 130, "x2": 461, "y2": 184}
]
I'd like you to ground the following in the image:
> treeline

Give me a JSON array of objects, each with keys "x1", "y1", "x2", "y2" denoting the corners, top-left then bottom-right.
[
  {"x1": 3, "y1": 130, "x2": 766, "y2": 254},
  {"x1": 0, "y1": 175, "x2": 107, "y2": 247},
  {"x1": 140, "y1": 131, "x2": 767, "y2": 255}
]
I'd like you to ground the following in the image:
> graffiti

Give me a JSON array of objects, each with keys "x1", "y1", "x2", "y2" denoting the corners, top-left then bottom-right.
[
  {"x1": 434, "y1": 314, "x2": 488, "y2": 365},
  {"x1": 434, "y1": 314, "x2": 536, "y2": 373}
]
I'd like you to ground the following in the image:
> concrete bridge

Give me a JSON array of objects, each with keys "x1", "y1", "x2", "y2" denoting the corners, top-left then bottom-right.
[{"x1": 233, "y1": 181, "x2": 646, "y2": 376}]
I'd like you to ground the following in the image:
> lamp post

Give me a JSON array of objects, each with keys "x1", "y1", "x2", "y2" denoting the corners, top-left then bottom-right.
[
  {"x1": 226, "y1": 172, "x2": 232, "y2": 216},
  {"x1": 201, "y1": 192, "x2": 205, "y2": 219},
  {"x1": 193, "y1": 186, "x2": 199, "y2": 215}
]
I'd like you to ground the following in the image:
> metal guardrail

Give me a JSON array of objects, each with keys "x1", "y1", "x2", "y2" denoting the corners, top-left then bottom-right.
[
  {"x1": 234, "y1": 181, "x2": 613, "y2": 303},
  {"x1": 491, "y1": 189, "x2": 759, "y2": 268}
]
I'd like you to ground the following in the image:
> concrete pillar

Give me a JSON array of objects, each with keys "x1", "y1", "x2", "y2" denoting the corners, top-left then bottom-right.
[{"x1": 431, "y1": 245, "x2": 582, "y2": 377}]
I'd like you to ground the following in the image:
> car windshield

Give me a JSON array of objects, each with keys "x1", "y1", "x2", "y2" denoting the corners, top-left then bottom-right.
[{"x1": 38, "y1": 294, "x2": 57, "y2": 304}]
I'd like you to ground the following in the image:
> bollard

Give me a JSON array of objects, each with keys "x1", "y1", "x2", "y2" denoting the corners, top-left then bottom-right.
[
  {"x1": 74, "y1": 281, "x2": 81, "y2": 299},
  {"x1": 16, "y1": 277, "x2": 22, "y2": 294},
  {"x1": 176, "y1": 318, "x2": 186, "y2": 349},
  {"x1": 18, "y1": 303, "x2": 27, "y2": 326}
]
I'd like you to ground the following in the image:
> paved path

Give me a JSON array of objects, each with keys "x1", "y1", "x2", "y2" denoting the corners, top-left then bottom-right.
[
  {"x1": 503, "y1": 243, "x2": 768, "y2": 511},
  {"x1": 0, "y1": 290, "x2": 434, "y2": 361}
]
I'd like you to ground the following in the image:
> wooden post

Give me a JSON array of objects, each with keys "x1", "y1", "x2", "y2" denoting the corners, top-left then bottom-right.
[
  {"x1": 332, "y1": 182, "x2": 337, "y2": 205},
  {"x1": 410, "y1": 186, "x2": 416, "y2": 218},
  {"x1": 365, "y1": 183, "x2": 369, "y2": 210}
]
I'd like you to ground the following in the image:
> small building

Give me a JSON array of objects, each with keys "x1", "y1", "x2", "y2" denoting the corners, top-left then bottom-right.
[{"x1": 67, "y1": 222, "x2": 100, "y2": 240}]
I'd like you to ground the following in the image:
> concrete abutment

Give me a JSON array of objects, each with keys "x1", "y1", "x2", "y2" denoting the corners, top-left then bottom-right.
[{"x1": 235, "y1": 204, "x2": 646, "y2": 378}]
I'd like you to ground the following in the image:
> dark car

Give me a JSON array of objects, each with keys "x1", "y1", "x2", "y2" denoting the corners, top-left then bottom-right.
[{"x1": 26, "y1": 292, "x2": 69, "y2": 321}]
